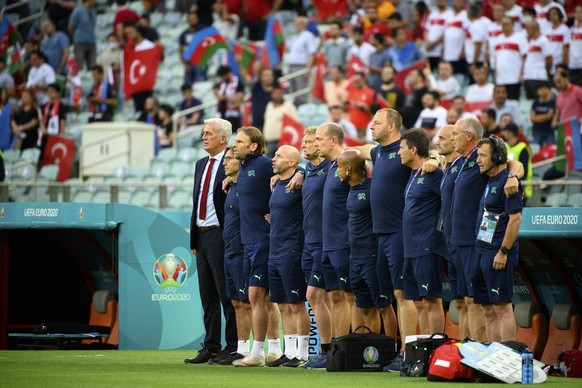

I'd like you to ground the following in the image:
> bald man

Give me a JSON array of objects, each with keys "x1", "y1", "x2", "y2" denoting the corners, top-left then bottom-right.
[
  {"x1": 266, "y1": 145, "x2": 311, "y2": 367},
  {"x1": 337, "y1": 149, "x2": 383, "y2": 332}
]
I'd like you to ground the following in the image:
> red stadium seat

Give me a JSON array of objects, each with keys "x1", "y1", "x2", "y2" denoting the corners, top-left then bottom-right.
[
  {"x1": 541, "y1": 304, "x2": 582, "y2": 365},
  {"x1": 84, "y1": 290, "x2": 118, "y2": 344},
  {"x1": 514, "y1": 301, "x2": 548, "y2": 360}
]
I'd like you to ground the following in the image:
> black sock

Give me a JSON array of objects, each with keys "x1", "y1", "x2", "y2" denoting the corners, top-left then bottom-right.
[{"x1": 321, "y1": 343, "x2": 331, "y2": 353}]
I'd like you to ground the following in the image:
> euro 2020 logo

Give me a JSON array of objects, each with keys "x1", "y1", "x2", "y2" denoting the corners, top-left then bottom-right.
[
  {"x1": 363, "y1": 346, "x2": 379, "y2": 364},
  {"x1": 153, "y1": 253, "x2": 188, "y2": 290}
]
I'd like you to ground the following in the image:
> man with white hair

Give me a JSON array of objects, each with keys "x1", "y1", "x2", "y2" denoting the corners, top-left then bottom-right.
[{"x1": 185, "y1": 118, "x2": 237, "y2": 364}]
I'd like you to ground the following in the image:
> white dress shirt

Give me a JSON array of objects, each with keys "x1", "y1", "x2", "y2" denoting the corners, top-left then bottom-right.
[{"x1": 196, "y1": 149, "x2": 225, "y2": 227}]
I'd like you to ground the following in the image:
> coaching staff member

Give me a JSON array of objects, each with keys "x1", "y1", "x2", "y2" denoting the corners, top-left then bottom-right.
[{"x1": 185, "y1": 118, "x2": 237, "y2": 364}]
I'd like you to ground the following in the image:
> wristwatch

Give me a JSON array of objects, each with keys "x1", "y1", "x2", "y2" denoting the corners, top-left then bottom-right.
[
  {"x1": 500, "y1": 246, "x2": 510, "y2": 255},
  {"x1": 507, "y1": 173, "x2": 518, "y2": 179}
]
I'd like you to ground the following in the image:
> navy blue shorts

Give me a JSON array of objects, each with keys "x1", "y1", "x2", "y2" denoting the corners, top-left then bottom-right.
[
  {"x1": 268, "y1": 256, "x2": 307, "y2": 303},
  {"x1": 377, "y1": 232, "x2": 404, "y2": 290},
  {"x1": 322, "y1": 248, "x2": 350, "y2": 291},
  {"x1": 225, "y1": 251, "x2": 248, "y2": 301},
  {"x1": 446, "y1": 243, "x2": 463, "y2": 300},
  {"x1": 302, "y1": 242, "x2": 327, "y2": 289},
  {"x1": 454, "y1": 244, "x2": 479, "y2": 298},
  {"x1": 472, "y1": 251, "x2": 517, "y2": 305},
  {"x1": 351, "y1": 258, "x2": 391, "y2": 309},
  {"x1": 376, "y1": 250, "x2": 394, "y2": 301},
  {"x1": 403, "y1": 254, "x2": 444, "y2": 300},
  {"x1": 244, "y1": 240, "x2": 270, "y2": 288}
]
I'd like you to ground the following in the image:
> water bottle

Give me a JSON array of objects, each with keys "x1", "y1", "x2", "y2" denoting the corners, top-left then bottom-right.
[{"x1": 521, "y1": 347, "x2": 534, "y2": 384}]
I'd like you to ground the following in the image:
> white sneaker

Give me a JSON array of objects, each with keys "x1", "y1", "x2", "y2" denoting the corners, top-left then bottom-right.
[
  {"x1": 232, "y1": 353, "x2": 265, "y2": 367},
  {"x1": 264, "y1": 352, "x2": 282, "y2": 364}
]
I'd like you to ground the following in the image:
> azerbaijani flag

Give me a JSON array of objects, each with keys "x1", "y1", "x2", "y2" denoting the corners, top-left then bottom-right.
[
  {"x1": 233, "y1": 40, "x2": 258, "y2": 74},
  {"x1": 182, "y1": 26, "x2": 229, "y2": 69},
  {"x1": 263, "y1": 15, "x2": 284, "y2": 67},
  {"x1": 0, "y1": 18, "x2": 20, "y2": 56},
  {"x1": 8, "y1": 43, "x2": 22, "y2": 74},
  {"x1": 555, "y1": 117, "x2": 582, "y2": 172}
]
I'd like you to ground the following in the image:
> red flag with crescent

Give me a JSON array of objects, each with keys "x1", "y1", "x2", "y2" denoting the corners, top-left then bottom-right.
[
  {"x1": 312, "y1": 0, "x2": 349, "y2": 21},
  {"x1": 123, "y1": 46, "x2": 162, "y2": 100},
  {"x1": 395, "y1": 59, "x2": 426, "y2": 94},
  {"x1": 40, "y1": 134, "x2": 76, "y2": 181},
  {"x1": 279, "y1": 114, "x2": 304, "y2": 151}
]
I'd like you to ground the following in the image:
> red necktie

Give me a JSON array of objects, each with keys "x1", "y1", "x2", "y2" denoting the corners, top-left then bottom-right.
[{"x1": 198, "y1": 158, "x2": 215, "y2": 220}]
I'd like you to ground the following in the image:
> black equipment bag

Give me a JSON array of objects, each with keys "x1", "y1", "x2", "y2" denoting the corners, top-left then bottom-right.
[
  {"x1": 401, "y1": 333, "x2": 455, "y2": 377},
  {"x1": 327, "y1": 326, "x2": 397, "y2": 372}
]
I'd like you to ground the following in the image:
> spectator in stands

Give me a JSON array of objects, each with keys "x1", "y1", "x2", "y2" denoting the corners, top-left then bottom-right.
[
  {"x1": 322, "y1": 22, "x2": 349, "y2": 70},
  {"x1": 451, "y1": 95, "x2": 477, "y2": 120},
  {"x1": 189, "y1": 1, "x2": 214, "y2": 27},
  {"x1": 493, "y1": 16, "x2": 527, "y2": 101},
  {"x1": 545, "y1": 7, "x2": 570, "y2": 77},
  {"x1": 263, "y1": 83, "x2": 298, "y2": 157},
  {"x1": 329, "y1": 105, "x2": 358, "y2": 139},
  {"x1": 88, "y1": 65, "x2": 117, "y2": 123},
  {"x1": 374, "y1": 65, "x2": 405, "y2": 112},
  {"x1": 391, "y1": 0, "x2": 413, "y2": 28},
  {"x1": 138, "y1": 14, "x2": 160, "y2": 44},
  {"x1": 489, "y1": 85, "x2": 523, "y2": 128},
  {"x1": 481, "y1": 108, "x2": 502, "y2": 138},
  {"x1": 138, "y1": 96, "x2": 160, "y2": 126},
  {"x1": 324, "y1": 66, "x2": 349, "y2": 108},
  {"x1": 251, "y1": 67, "x2": 275, "y2": 132},
  {"x1": 96, "y1": 34, "x2": 121, "y2": 85},
  {"x1": 124, "y1": 22, "x2": 156, "y2": 113},
  {"x1": 41, "y1": 20, "x2": 70, "y2": 75},
  {"x1": 212, "y1": 2, "x2": 240, "y2": 41},
  {"x1": 443, "y1": 0, "x2": 468, "y2": 77},
  {"x1": 214, "y1": 65, "x2": 244, "y2": 130},
  {"x1": 569, "y1": 5, "x2": 582, "y2": 87},
  {"x1": 26, "y1": 51, "x2": 56, "y2": 107},
  {"x1": 46, "y1": 0, "x2": 75, "y2": 35},
  {"x1": 175, "y1": 0, "x2": 196, "y2": 14},
  {"x1": 535, "y1": 0, "x2": 566, "y2": 35},
  {"x1": 178, "y1": 84, "x2": 204, "y2": 128},
  {"x1": 387, "y1": 27, "x2": 422, "y2": 72},
  {"x1": 0, "y1": 58, "x2": 15, "y2": 97},
  {"x1": 241, "y1": 0, "x2": 280, "y2": 41},
  {"x1": 446, "y1": 108, "x2": 459, "y2": 125},
  {"x1": 503, "y1": 0, "x2": 523, "y2": 32},
  {"x1": 411, "y1": 1, "x2": 429, "y2": 44},
  {"x1": 530, "y1": 82, "x2": 556, "y2": 146},
  {"x1": 11, "y1": 89, "x2": 39, "y2": 154},
  {"x1": 414, "y1": 91, "x2": 448, "y2": 140},
  {"x1": 367, "y1": 33, "x2": 391, "y2": 91},
  {"x1": 68, "y1": 0, "x2": 97, "y2": 72},
  {"x1": 286, "y1": 16, "x2": 319, "y2": 106},
  {"x1": 344, "y1": 72, "x2": 375, "y2": 140},
  {"x1": 424, "y1": 0, "x2": 453, "y2": 72},
  {"x1": 465, "y1": 4, "x2": 489, "y2": 78},
  {"x1": 503, "y1": 122, "x2": 532, "y2": 203},
  {"x1": 179, "y1": 8, "x2": 208, "y2": 85},
  {"x1": 347, "y1": 26, "x2": 375, "y2": 67},
  {"x1": 156, "y1": 104, "x2": 174, "y2": 149},
  {"x1": 432, "y1": 61, "x2": 461, "y2": 101},
  {"x1": 486, "y1": 4, "x2": 505, "y2": 75},
  {"x1": 465, "y1": 66, "x2": 494, "y2": 103},
  {"x1": 38, "y1": 83, "x2": 66, "y2": 165},
  {"x1": 363, "y1": 4, "x2": 391, "y2": 42},
  {"x1": 113, "y1": 0, "x2": 139, "y2": 41},
  {"x1": 523, "y1": 20, "x2": 552, "y2": 100},
  {"x1": 553, "y1": 64, "x2": 582, "y2": 123},
  {"x1": 401, "y1": 68, "x2": 429, "y2": 129}
]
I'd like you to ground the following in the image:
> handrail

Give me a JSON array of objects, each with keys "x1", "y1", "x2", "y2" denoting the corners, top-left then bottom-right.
[
  {"x1": 1, "y1": 0, "x2": 46, "y2": 27},
  {"x1": 532, "y1": 155, "x2": 569, "y2": 179},
  {"x1": 278, "y1": 67, "x2": 310, "y2": 83},
  {"x1": 0, "y1": 0, "x2": 30, "y2": 18},
  {"x1": 172, "y1": 100, "x2": 217, "y2": 148}
]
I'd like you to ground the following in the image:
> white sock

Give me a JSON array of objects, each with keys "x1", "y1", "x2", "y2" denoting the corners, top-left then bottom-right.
[
  {"x1": 284, "y1": 335, "x2": 297, "y2": 358},
  {"x1": 237, "y1": 340, "x2": 249, "y2": 355},
  {"x1": 251, "y1": 341, "x2": 264, "y2": 357},
  {"x1": 297, "y1": 335, "x2": 309, "y2": 360},
  {"x1": 268, "y1": 338, "x2": 282, "y2": 356}
]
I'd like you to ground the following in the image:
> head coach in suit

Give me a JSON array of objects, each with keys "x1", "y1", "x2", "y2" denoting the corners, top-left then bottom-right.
[{"x1": 185, "y1": 118, "x2": 237, "y2": 364}]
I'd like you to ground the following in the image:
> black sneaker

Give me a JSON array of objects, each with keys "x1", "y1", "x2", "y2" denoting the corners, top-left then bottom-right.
[
  {"x1": 281, "y1": 357, "x2": 308, "y2": 368},
  {"x1": 208, "y1": 349, "x2": 232, "y2": 365},
  {"x1": 184, "y1": 347, "x2": 219, "y2": 364},
  {"x1": 266, "y1": 354, "x2": 291, "y2": 367},
  {"x1": 216, "y1": 352, "x2": 245, "y2": 365}
]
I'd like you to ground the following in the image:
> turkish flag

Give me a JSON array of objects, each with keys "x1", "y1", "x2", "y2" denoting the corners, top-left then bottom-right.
[
  {"x1": 312, "y1": 0, "x2": 349, "y2": 21},
  {"x1": 347, "y1": 54, "x2": 367, "y2": 79},
  {"x1": 312, "y1": 52, "x2": 327, "y2": 102},
  {"x1": 395, "y1": 59, "x2": 426, "y2": 94},
  {"x1": 279, "y1": 114, "x2": 304, "y2": 150},
  {"x1": 40, "y1": 134, "x2": 75, "y2": 181},
  {"x1": 123, "y1": 46, "x2": 161, "y2": 100}
]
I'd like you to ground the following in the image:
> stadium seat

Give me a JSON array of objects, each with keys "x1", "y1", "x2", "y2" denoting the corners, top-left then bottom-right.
[
  {"x1": 107, "y1": 314, "x2": 118, "y2": 347},
  {"x1": 71, "y1": 189, "x2": 94, "y2": 203},
  {"x1": 567, "y1": 193, "x2": 582, "y2": 207},
  {"x1": 131, "y1": 189, "x2": 156, "y2": 208},
  {"x1": 167, "y1": 189, "x2": 192, "y2": 210},
  {"x1": 150, "y1": 161, "x2": 171, "y2": 179},
  {"x1": 544, "y1": 193, "x2": 568, "y2": 207},
  {"x1": 21, "y1": 148, "x2": 40, "y2": 164},
  {"x1": 170, "y1": 160, "x2": 192, "y2": 177},
  {"x1": 38, "y1": 165, "x2": 59, "y2": 181},
  {"x1": 515, "y1": 301, "x2": 548, "y2": 360},
  {"x1": 541, "y1": 304, "x2": 582, "y2": 365},
  {"x1": 92, "y1": 190, "x2": 111, "y2": 203},
  {"x1": 86, "y1": 290, "x2": 117, "y2": 344},
  {"x1": 176, "y1": 147, "x2": 199, "y2": 163},
  {"x1": 444, "y1": 302, "x2": 460, "y2": 339},
  {"x1": 567, "y1": 171, "x2": 582, "y2": 195},
  {"x1": 156, "y1": 148, "x2": 177, "y2": 163},
  {"x1": 3, "y1": 149, "x2": 20, "y2": 164}
]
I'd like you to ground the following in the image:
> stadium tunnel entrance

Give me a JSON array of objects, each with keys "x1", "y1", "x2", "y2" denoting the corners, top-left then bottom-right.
[{"x1": 0, "y1": 203, "x2": 204, "y2": 350}]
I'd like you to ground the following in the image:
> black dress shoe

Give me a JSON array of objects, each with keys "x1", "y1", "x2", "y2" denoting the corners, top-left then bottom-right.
[
  {"x1": 216, "y1": 352, "x2": 245, "y2": 365},
  {"x1": 208, "y1": 349, "x2": 232, "y2": 365},
  {"x1": 266, "y1": 354, "x2": 290, "y2": 367},
  {"x1": 184, "y1": 348, "x2": 218, "y2": 364}
]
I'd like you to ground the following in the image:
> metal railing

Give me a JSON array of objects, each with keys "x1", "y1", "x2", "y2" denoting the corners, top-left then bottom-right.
[{"x1": 1, "y1": 0, "x2": 46, "y2": 28}]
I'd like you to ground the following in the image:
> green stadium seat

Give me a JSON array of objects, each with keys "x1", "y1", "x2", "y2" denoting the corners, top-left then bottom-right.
[
  {"x1": 567, "y1": 193, "x2": 582, "y2": 207},
  {"x1": 544, "y1": 193, "x2": 568, "y2": 207}
]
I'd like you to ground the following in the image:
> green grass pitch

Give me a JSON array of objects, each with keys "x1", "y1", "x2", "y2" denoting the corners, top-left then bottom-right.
[{"x1": 0, "y1": 350, "x2": 576, "y2": 387}]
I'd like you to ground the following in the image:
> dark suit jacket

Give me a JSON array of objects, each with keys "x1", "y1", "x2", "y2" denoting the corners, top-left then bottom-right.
[{"x1": 190, "y1": 153, "x2": 227, "y2": 250}]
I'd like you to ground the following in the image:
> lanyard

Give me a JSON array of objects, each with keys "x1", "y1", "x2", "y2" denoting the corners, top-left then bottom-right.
[
  {"x1": 440, "y1": 154, "x2": 463, "y2": 190},
  {"x1": 405, "y1": 166, "x2": 423, "y2": 200},
  {"x1": 454, "y1": 147, "x2": 478, "y2": 185}
]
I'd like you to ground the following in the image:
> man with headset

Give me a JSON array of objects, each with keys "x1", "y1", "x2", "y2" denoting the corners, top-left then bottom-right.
[{"x1": 474, "y1": 136, "x2": 523, "y2": 342}]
